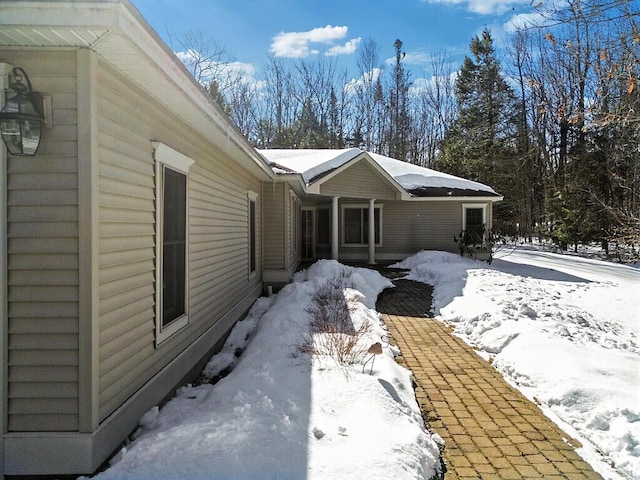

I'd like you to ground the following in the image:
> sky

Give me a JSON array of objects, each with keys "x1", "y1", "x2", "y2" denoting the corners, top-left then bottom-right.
[{"x1": 131, "y1": 0, "x2": 542, "y2": 86}]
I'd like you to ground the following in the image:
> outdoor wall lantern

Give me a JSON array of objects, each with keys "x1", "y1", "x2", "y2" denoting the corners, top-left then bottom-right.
[{"x1": 0, "y1": 67, "x2": 45, "y2": 156}]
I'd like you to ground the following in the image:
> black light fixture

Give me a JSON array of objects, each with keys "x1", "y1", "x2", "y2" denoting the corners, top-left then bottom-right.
[{"x1": 0, "y1": 67, "x2": 44, "y2": 156}]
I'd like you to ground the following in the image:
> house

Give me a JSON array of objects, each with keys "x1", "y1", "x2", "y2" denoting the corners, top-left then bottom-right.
[
  {"x1": 0, "y1": 1, "x2": 500, "y2": 477},
  {"x1": 0, "y1": 1, "x2": 273, "y2": 476},
  {"x1": 259, "y1": 148, "x2": 502, "y2": 285}
]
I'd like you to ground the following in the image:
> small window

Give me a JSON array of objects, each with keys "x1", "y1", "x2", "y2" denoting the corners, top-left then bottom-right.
[
  {"x1": 342, "y1": 205, "x2": 382, "y2": 246},
  {"x1": 153, "y1": 142, "x2": 194, "y2": 345}
]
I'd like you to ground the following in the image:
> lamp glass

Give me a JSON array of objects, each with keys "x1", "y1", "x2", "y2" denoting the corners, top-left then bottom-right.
[{"x1": 0, "y1": 90, "x2": 43, "y2": 155}]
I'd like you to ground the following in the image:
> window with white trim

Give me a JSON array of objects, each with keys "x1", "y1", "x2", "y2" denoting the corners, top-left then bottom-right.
[
  {"x1": 341, "y1": 205, "x2": 382, "y2": 246},
  {"x1": 462, "y1": 204, "x2": 487, "y2": 244},
  {"x1": 153, "y1": 142, "x2": 194, "y2": 345}
]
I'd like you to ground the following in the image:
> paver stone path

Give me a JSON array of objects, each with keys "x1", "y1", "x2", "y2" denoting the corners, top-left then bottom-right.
[{"x1": 376, "y1": 276, "x2": 603, "y2": 480}]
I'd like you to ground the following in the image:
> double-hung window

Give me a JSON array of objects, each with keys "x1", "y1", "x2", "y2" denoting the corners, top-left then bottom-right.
[
  {"x1": 342, "y1": 205, "x2": 382, "y2": 246},
  {"x1": 153, "y1": 142, "x2": 194, "y2": 345}
]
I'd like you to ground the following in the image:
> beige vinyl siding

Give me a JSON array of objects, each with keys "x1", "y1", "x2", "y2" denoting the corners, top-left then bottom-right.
[
  {"x1": 96, "y1": 59, "x2": 262, "y2": 421},
  {"x1": 320, "y1": 159, "x2": 397, "y2": 200},
  {"x1": 262, "y1": 182, "x2": 285, "y2": 270},
  {"x1": 4, "y1": 50, "x2": 80, "y2": 431},
  {"x1": 379, "y1": 201, "x2": 461, "y2": 255}
]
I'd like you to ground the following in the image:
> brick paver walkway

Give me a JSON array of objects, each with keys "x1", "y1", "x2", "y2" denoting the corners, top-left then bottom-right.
[{"x1": 376, "y1": 277, "x2": 602, "y2": 480}]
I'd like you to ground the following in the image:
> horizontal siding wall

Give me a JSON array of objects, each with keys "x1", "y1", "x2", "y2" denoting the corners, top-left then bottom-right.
[
  {"x1": 3, "y1": 50, "x2": 80, "y2": 431},
  {"x1": 262, "y1": 182, "x2": 285, "y2": 270},
  {"x1": 96, "y1": 60, "x2": 262, "y2": 421},
  {"x1": 320, "y1": 160, "x2": 397, "y2": 200},
  {"x1": 380, "y1": 201, "x2": 461, "y2": 256},
  {"x1": 96, "y1": 63, "x2": 156, "y2": 420}
]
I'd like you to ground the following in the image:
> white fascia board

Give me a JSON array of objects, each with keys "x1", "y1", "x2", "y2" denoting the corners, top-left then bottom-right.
[{"x1": 408, "y1": 195, "x2": 504, "y2": 202}]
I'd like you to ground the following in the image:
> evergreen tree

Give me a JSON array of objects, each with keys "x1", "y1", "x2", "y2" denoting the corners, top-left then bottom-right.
[
  {"x1": 388, "y1": 39, "x2": 412, "y2": 160},
  {"x1": 437, "y1": 29, "x2": 519, "y2": 228}
]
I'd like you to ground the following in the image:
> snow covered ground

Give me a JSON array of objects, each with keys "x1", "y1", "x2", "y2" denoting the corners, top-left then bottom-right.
[
  {"x1": 394, "y1": 249, "x2": 640, "y2": 480},
  {"x1": 88, "y1": 261, "x2": 443, "y2": 480},
  {"x1": 87, "y1": 249, "x2": 637, "y2": 480}
]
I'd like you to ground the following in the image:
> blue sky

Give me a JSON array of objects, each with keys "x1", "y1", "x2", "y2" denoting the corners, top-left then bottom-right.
[{"x1": 131, "y1": 0, "x2": 540, "y2": 83}]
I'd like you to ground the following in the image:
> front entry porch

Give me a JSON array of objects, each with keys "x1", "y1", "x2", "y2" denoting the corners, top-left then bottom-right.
[{"x1": 301, "y1": 197, "x2": 379, "y2": 265}]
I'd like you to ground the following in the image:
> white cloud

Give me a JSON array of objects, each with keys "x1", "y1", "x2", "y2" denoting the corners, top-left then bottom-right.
[
  {"x1": 410, "y1": 71, "x2": 459, "y2": 96},
  {"x1": 504, "y1": 10, "x2": 552, "y2": 31},
  {"x1": 270, "y1": 25, "x2": 349, "y2": 58},
  {"x1": 344, "y1": 67, "x2": 383, "y2": 95},
  {"x1": 384, "y1": 50, "x2": 433, "y2": 67},
  {"x1": 423, "y1": 0, "x2": 520, "y2": 15},
  {"x1": 175, "y1": 49, "x2": 263, "y2": 90},
  {"x1": 325, "y1": 37, "x2": 362, "y2": 57}
]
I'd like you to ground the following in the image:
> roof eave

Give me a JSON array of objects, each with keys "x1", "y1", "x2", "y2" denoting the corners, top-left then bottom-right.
[
  {"x1": 0, "y1": 0, "x2": 274, "y2": 181},
  {"x1": 272, "y1": 173, "x2": 308, "y2": 196},
  {"x1": 408, "y1": 195, "x2": 504, "y2": 202}
]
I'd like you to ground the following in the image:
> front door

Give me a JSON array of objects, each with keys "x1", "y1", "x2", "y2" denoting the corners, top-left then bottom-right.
[{"x1": 302, "y1": 208, "x2": 315, "y2": 260}]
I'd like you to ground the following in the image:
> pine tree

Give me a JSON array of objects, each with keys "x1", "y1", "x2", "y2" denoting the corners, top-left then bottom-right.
[
  {"x1": 437, "y1": 29, "x2": 519, "y2": 229},
  {"x1": 388, "y1": 39, "x2": 412, "y2": 160}
]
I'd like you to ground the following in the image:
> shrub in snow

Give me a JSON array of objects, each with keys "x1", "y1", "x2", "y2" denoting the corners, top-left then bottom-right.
[{"x1": 298, "y1": 268, "x2": 375, "y2": 365}]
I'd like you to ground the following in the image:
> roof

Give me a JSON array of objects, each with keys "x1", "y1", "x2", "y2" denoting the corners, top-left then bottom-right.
[
  {"x1": 258, "y1": 148, "x2": 501, "y2": 200},
  {"x1": 0, "y1": 0, "x2": 273, "y2": 181}
]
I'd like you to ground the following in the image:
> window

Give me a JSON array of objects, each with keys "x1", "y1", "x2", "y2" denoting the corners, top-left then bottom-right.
[
  {"x1": 462, "y1": 204, "x2": 486, "y2": 245},
  {"x1": 153, "y1": 142, "x2": 194, "y2": 345},
  {"x1": 162, "y1": 168, "x2": 187, "y2": 325},
  {"x1": 248, "y1": 191, "x2": 258, "y2": 274},
  {"x1": 342, "y1": 205, "x2": 382, "y2": 246}
]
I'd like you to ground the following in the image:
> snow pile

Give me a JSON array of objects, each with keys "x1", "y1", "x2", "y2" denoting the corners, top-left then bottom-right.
[
  {"x1": 394, "y1": 250, "x2": 640, "y2": 480},
  {"x1": 90, "y1": 260, "x2": 442, "y2": 480}
]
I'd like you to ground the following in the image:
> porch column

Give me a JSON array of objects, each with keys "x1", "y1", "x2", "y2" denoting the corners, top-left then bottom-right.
[
  {"x1": 368, "y1": 198, "x2": 376, "y2": 264},
  {"x1": 331, "y1": 196, "x2": 339, "y2": 260}
]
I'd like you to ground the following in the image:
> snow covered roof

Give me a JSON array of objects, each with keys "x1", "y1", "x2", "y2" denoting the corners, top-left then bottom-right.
[{"x1": 258, "y1": 148, "x2": 500, "y2": 199}]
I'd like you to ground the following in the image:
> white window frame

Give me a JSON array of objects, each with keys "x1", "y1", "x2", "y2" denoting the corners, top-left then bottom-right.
[
  {"x1": 153, "y1": 142, "x2": 194, "y2": 346},
  {"x1": 461, "y1": 203, "x2": 488, "y2": 231},
  {"x1": 462, "y1": 203, "x2": 488, "y2": 246},
  {"x1": 248, "y1": 190, "x2": 259, "y2": 279},
  {"x1": 341, "y1": 203, "x2": 383, "y2": 247}
]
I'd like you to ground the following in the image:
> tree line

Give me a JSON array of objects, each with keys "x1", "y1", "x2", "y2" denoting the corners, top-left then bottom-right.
[{"x1": 180, "y1": 0, "x2": 639, "y2": 253}]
